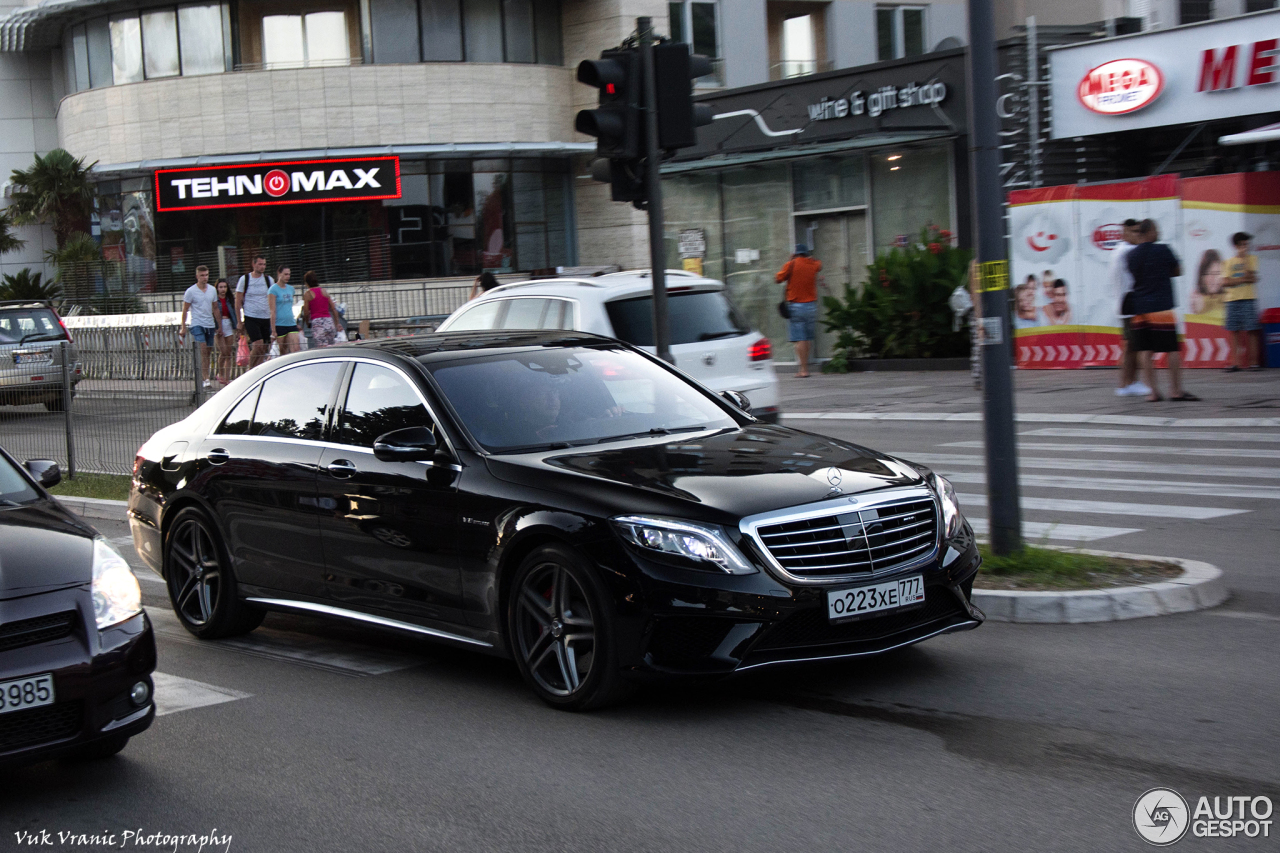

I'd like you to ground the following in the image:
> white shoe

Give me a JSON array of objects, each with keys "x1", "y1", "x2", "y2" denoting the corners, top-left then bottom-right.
[
  {"x1": 202, "y1": 379, "x2": 214, "y2": 389},
  {"x1": 1128, "y1": 381, "x2": 1152, "y2": 395}
]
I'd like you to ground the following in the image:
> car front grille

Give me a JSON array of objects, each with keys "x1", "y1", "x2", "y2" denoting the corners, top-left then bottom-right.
[
  {"x1": 753, "y1": 586, "x2": 965, "y2": 652},
  {"x1": 754, "y1": 497, "x2": 938, "y2": 581},
  {"x1": 0, "y1": 611, "x2": 77, "y2": 652},
  {"x1": 0, "y1": 702, "x2": 83, "y2": 752}
]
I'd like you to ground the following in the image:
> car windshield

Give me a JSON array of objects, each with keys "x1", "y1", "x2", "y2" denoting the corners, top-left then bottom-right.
[
  {"x1": 426, "y1": 345, "x2": 738, "y2": 453},
  {"x1": 0, "y1": 308, "x2": 63, "y2": 345},
  {"x1": 0, "y1": 454, "x2": 38, "y2": 505},
  {"x1": 605, "y1": 290, "x2": 749, "y2": 346}
]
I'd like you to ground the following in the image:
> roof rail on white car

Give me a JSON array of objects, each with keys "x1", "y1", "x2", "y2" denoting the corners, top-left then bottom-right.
[
  {"x1": 601, "y1": 269, "x2": 707, "y2": 280},
  {"x1": 487, "y1": 278, "x2": 606, "y2": 293}
]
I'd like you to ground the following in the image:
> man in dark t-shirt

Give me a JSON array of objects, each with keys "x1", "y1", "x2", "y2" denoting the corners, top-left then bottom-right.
[{"x1": 1126, "y1": 220, "x2": 1198, "y2": 401}]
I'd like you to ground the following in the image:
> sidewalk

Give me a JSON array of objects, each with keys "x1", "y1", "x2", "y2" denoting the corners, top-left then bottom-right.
[{"x1": 776, "y1": 367, "x2": 1279, "y2": 423}]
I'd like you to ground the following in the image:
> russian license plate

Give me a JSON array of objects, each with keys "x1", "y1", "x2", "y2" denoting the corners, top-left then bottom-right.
[
  {"x1": 0, "y1": 673, "x2": 55, "y2": 715},
  {"x1": 827, "y1": 575, "x2": 925, "y2": 622}
]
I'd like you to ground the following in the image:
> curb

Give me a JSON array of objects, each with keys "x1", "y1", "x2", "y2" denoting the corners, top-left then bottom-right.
[
  {"x1": 56, "y1": 496, "x2": 130, "y2": 522},
  {"x1": 973, "y1": 551, "x2": 1228, "y2": 623}
]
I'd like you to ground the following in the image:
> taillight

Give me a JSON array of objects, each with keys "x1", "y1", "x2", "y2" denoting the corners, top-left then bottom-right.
[
  {"x1": 55, "y1": 314, "x2": 73, "y2": 343},
  {"x1": 748, "y1": 337, "x2": 772, "y2": 361}
]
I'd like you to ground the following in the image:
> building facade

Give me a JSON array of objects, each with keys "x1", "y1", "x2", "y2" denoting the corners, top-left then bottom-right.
[{"x1": 0, "y1": 0, "x2": 974, "y2": 291}]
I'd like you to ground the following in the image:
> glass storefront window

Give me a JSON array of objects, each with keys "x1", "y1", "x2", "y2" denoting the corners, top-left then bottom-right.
[
  {"x1": 109, "y1": 16, "x2": 143, "y2": 84},
  {"x1": 141, "y1": 10, "x2": 181, "y2": 79},
  {"x1": 474, "y1": 169, "x2": 514, "y2": 272},
  {"x1": 178, "y1": 4, "x2": 228, "y2": 75},
  {"x1": 869, "y1": 145, "x2": 952, "y2": 252},
  {"x1": 793, "y1": 156, "x2": 866, "y2": 212}
]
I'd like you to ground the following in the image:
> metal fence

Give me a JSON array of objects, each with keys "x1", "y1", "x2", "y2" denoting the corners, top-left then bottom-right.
[{"x1": 1, "y1": 338, "x2": 205, "y2": 477}]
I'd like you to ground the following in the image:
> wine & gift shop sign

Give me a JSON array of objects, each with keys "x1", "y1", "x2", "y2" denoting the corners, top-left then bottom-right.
[{"x1": 155, "y1": 157, "x2": 401, "y2": 211}]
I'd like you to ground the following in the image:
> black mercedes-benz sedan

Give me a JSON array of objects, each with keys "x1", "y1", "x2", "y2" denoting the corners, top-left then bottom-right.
[
  {"x1": 130, "y1": 331, "x2": 981, "y2": 710},
  {"x1": 1, "y1": 448, "x2": 155, "y2": 766}
]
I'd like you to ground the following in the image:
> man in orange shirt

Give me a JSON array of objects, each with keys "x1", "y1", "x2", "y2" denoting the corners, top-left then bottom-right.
[{"x1": 776, "y1": 244, "x2": 824, "y2": 377}]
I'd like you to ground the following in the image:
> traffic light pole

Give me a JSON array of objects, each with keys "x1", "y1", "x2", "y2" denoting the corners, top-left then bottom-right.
[
  {"x1": 638, "y1": 16, "x2": 673, "y2": 364},
  {"x1": 966, "y1": 0, "x2": 1022, "y2": 554}
]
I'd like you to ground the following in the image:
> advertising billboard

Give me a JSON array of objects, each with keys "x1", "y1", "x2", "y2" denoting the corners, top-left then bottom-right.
[{"x1": 155, "y1": 157, "x2": 402, "y2": 212}]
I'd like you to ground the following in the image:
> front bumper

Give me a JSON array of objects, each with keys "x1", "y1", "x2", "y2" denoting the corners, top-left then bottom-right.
[
  {"x1": 605, "y1": 522, "x2": 982, "y2": 679},
  {"x1": 0, "y1": 589, "x2": 157, "y2": 768}
]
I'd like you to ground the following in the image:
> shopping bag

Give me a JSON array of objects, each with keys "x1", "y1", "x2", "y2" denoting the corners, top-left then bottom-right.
[
  {"x1": 235, "y1": 336, "x2": 250, "y2": 367},
  {"x1": 267, "y1": 341, "x2": 280, "y2": 359}
]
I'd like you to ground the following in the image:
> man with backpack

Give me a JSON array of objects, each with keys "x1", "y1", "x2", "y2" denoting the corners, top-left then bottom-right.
[{"x1": 235, "y1": 254, "x2": 274, "y2": 368}]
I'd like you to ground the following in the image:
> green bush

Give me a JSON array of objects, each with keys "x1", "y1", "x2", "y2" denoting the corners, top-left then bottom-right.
[{"x1": 822, "y1": 227, "x2": 972, "y2": 367}]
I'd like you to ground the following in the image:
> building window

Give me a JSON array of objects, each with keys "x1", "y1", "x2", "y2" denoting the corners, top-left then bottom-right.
[
  {"x1": 669, "y1": 1, "x2": 721, "y2": 84},
  {"x1": 64, "y1": 4, "x2": 230, "y2": 93},
  {"x1": 781, "y1": 15, "x2": 815, "y2": 78},
  {"x1": 876, "y1": 5, "x2": 926, "y2": 62},
  {"x1": 262, "y1": 11, "x2": 351, "y2": 68},
  {"x1": 1245, "y1": 0, "x2": 1277, "y2": 11},
  {"x1": 368, "y1": 0, "x2": 562, "y2": 65},
  {"x1": 1178, "y1": 0, "x2": 1213, "y2": 24}
]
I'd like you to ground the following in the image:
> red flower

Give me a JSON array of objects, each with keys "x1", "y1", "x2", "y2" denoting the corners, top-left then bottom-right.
[
  {"x1": 938, "y1": 229, "x2": 953, "y2": 240},
  {"x1": 928, "y1": 242, "x2": 942, "y2": 254}
]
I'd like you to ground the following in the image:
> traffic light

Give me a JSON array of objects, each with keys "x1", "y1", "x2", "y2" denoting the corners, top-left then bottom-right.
[
  {"x1": 653, "y1": 43, "x2": 714, "y2": 151},
  {"x1": 589, "y1": 157, "x2": 646, "y2": 205},
  {"x1": 575, "y1": 49, "x2": 643, "y2": 160}
]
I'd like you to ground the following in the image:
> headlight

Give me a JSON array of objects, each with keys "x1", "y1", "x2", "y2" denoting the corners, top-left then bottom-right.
[
  {"x1": 928, "y1": 473, "x2": 962, "y2": 539},
  {"x1": 612, "y1": 516, "x2": 756, "y2": 574},
  {"x1": 92, "y1": 537, "x2": 142, "y2": 630}
]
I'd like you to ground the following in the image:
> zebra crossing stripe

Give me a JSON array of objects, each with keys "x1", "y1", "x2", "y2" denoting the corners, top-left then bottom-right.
[
  {"x1": 1020, "y1": 427, "x2": 1280, "y2": 443},
  {"x1": 944, "y1": 471, "x2": 1280, "y2": 500},
  {"x1": 152, "y1": 672, "x2": 251, "y2": 717},
  {"x1": 943, "y1": 440, "x2": 1280, "y2": 460},
  {"x1": 899, "y1": 452, "x2": 1280, "y2": 481},
  {"x1": 965, "y1": 518, "x2": 1141, "y2": 541},
  {"x1": 953, "y1": 493, "x2": 1247, "y2": 520}
]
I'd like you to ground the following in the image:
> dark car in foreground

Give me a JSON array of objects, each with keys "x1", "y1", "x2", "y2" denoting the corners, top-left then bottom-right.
[
  {"x1": 130, "y1": 331, "x2": 981, "y2": 710},
  {"x1": 0, "y1": 448, "x2": 155, "y2": 766}
]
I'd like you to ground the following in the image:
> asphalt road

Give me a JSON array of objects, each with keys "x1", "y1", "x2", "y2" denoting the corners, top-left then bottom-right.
[{"x1": 3, "y1": 413, "x2": 1277, "y2": 852}]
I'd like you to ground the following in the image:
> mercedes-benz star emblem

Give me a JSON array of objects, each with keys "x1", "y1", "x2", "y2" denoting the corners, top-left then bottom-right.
[
  {"x1": 702, "y1": 352, "x2": 716, "y2": 367},
  {"x1": 826, "y1": 467, "x2": 843, "y2": 487}
]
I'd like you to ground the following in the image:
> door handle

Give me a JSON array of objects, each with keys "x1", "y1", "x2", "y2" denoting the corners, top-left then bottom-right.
[
  {"x1": 207, "y1": 448, "x2": 230, "y2": 465},
  {"x1": 326, "y1": 459, "x2": 357, "y2": 478}
]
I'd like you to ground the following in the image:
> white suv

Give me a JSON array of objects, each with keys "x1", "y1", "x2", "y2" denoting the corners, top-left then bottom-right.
[{"x1": 436, "y1": 271, "x2": 780, "y2": 421}]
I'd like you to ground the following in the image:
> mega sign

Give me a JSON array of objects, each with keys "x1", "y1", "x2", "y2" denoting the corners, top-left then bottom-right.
[
  {"x1": 1077, "y1": 58, "x2": 1163, "y2": 114},
  {"x1": 155, "y1": 157, "x2": 401, "y2": 211},
  {"x1": 1196, "y1": 38, "x2": 1278, "y2": 91}
]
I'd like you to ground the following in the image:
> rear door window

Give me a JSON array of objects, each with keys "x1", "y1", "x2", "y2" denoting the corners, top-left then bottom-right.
[
  {"x1": 605, "y1": 291, "x2": 748, "y2": 346},
  {"x1": 217, "y1": 385, "x2": 261, "y2": 435},
  {"x1": 500, "y1": 298, "x2": 549, "y2": 329},
  {"x1": 250, "y1": 362, "x2": 343, "y2": 440},
  {"x1": 336, "y1": 363, "x2": 433, "y2": 446}
]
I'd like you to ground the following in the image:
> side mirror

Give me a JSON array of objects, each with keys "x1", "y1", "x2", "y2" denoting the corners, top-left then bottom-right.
[
  {"x1": 25, "y1": 459, "x2": 61, "y2": 488},
  {"x1": 372, "y1": 426, "x2": 438, "y2": 462},
  {"x1": 721, "y1": 390, "x2": 751, "y2": 413}
]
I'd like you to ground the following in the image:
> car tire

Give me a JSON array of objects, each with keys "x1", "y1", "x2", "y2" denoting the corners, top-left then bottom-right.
[
  {"x1": 164, "y1": 507, "x2": 265, "y2": 639},
  {"x1": 66, "y1": 734, "x2": 129, "y2": 761},
  {"x1": 43, "y1": 395, "x2": 66, "y2": 412},
  {"x1": 508, "y1": 544, "x2": 630, "y2": 711}
]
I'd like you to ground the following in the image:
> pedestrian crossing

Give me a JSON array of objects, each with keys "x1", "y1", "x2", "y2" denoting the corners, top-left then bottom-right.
[{"x1": 888, "y1": 423, "x2": 1279, "y2": 542}]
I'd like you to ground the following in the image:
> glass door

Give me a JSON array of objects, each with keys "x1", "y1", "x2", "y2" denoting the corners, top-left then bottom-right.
[{"x1": 796, "y1": 212, "x2": 868, "y2": 359}]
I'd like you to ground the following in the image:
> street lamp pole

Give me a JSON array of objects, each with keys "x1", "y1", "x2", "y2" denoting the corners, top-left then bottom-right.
[{"x1": 965, "y1": 0, "x2": 1022, "y2": 554}]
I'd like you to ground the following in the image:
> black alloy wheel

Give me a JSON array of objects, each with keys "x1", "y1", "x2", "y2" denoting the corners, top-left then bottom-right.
[
  {"x1": 509, "y1": 545, "x2": 627, "y2": 711},
  {"x1": 164, "y1": 507, "x2": 264, "y2": 639}
]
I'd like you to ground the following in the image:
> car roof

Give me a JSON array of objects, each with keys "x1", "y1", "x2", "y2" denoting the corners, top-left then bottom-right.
[
  {"x1": 340, "y1": 329, "x2": 625, "y2": 363},
  {"x1": 0, "y1": 300, "x2": 60, "y2": 311},
  {"x1": 477, "y1": 270, "x2": 723, "y2": 301}
]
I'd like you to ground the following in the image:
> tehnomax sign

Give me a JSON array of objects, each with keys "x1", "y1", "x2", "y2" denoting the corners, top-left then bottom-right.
[
  {"x1": 1049, "y1": 9, "x2": 1280, "y2": 138},
  {"x1": 155, "y1": 157, "x2": 401, "y2": 211}
]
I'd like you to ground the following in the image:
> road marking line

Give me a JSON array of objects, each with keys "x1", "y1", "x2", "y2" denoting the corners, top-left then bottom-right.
[
  {"x1": 1204, "y1": 611, "x2": 1280, "y2": 623},
  {"x1": 147, "y1": 607, "x2": 422, "y2": 676},
  {"x1": 152, "y1": 671, "x2": 252, "y2": 717},
  {"x1": 899, "y1": 452, "x2": 1280, "y2": 481},
  {"x1": 966, "y1": 518, "x2": 1141, "y2": 541},
  {"x1": 1020, "y1": 427, "x2": 1280, "y2": 443},
  {"x1": 783, "y1": 413, "x2": 1280, "y2": 427},
  {"x1": 943, "y1": 440, "x2": 1280, "y2": 460},
  {"x1": 944, "y1": 471, "x2": 1280, "y2": 500},
  {"x1": 953, "y1": 493, "x2": 1247, "y2": 520}
]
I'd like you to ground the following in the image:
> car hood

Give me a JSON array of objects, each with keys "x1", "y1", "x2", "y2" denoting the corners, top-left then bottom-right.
[
  {"x1": 488, "y1": 423, "x2": 924, "y2": 519},
  {"x1": 0, "y1": 501, "x2": 95, "y2": 599}
]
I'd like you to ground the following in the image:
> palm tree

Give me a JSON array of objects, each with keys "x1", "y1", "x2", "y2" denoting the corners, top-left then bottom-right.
[
  {"x1": 8, "y1": 149, "x2": 98, "y2": 248},
  {"x1": 0, "y1": 268, "x2": 61, "y2": 301},
  {"x1": 0, "y1": 208, "x2": 25, "y2": 255}
]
